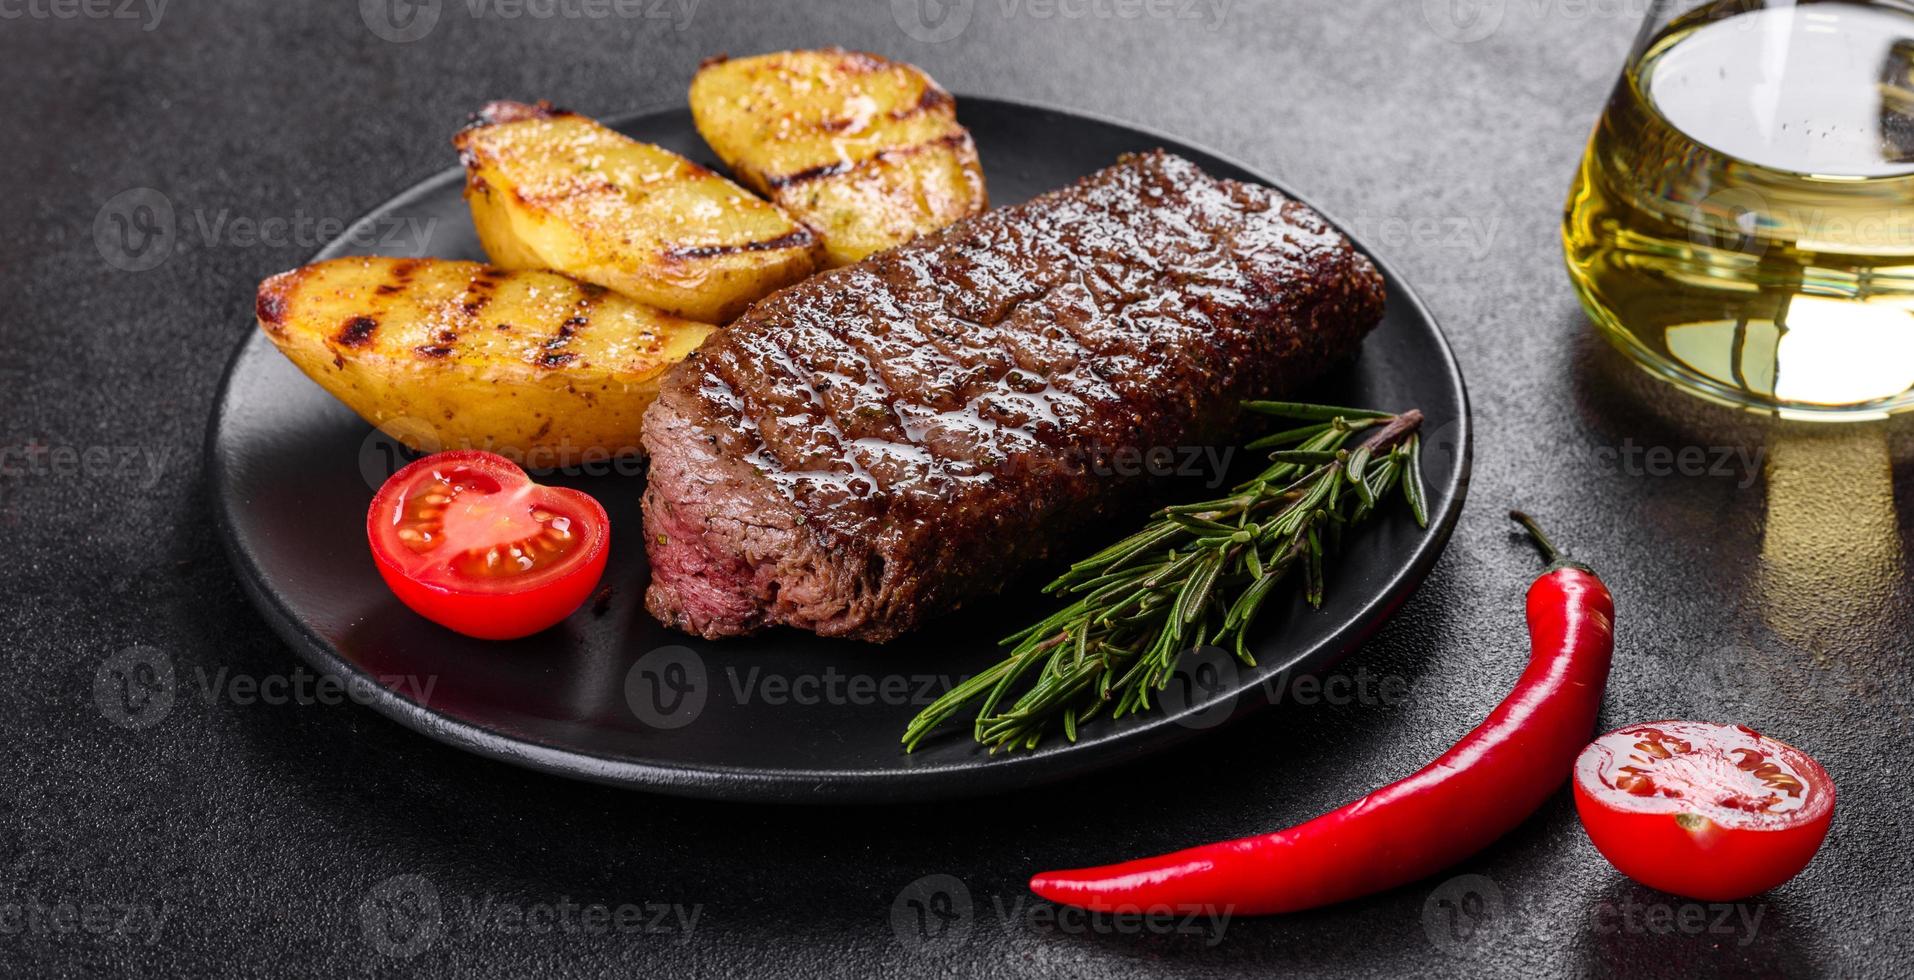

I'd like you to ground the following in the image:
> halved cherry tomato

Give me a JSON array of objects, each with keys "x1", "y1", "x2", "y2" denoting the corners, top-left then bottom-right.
[
  {"x1": 367, "y1": 450, "x2": 609, "y2": 640},
  {"x1": 1573, "y1": 720, "x2": 1834, "y2": 901}
]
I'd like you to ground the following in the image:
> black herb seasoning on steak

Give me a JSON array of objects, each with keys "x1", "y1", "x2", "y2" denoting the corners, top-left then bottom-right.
[{"x1": 641, "y1": 151, "x2": 1385, "y2": 642}]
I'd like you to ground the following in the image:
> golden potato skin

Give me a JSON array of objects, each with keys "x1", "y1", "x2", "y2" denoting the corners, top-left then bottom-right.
[
  {"x1": 454, "y1": 101, "x2": 818, "y2": 323},
  {"x1": 255, "y1": 257, "x2": 713, "y2": 465},
  {"x1": 689, "y1": 49, "x2": 988, "y2": 267}
]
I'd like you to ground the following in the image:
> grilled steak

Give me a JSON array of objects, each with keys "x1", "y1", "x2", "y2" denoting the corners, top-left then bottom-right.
[{"x1": 642, "y1": 150, "x2": 1386, "y2": 643}]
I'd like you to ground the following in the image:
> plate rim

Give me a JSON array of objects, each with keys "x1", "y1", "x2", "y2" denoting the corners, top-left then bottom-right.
[{"x1": 206, "y1": 94, "x2": 1473, "y2": 804}]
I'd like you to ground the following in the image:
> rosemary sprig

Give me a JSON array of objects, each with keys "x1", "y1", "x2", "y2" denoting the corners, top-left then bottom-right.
[{"x1": 902, "y1": 403, "x2": 1428, "y2": 753}]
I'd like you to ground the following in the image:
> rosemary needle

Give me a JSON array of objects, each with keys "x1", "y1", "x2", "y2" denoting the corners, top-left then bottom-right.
[{"x1": 902, "y1": 402, "x2": 1428, "y2": 753}]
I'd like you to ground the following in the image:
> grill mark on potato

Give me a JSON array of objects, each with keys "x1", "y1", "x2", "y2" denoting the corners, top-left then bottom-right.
[
  {"x1": 888, "y1": 86, "x2": 955, "y2": 128},
  {"x1": 817, "y1": 89, "x2": 950, "y2": 133},
  {"x1": 544, "y1": 284, "x2": 603, "y2": 349},
  {"x1": 455, "y1": 269, "x2": 497, "y2": 321},
  {"x1": 664, "y1": 227, "x2": 816, "y2": 260},
  {"x1": 545, "y1": 319, "x2": 584, "y2": 352},
  {"x1": 336, "y1": 316, "x2": 378, "y2": 348},
  {"x1": 536, "y1": 351, "x2": 578, "y2": 369},
  {"x1": 517, "y1": 178, "x2": 622, "y2": 210},
  {"x1": 414, "y1": 345, "x2": 454, "y2": 359},
  {"x1": 764, "y1": 132, "x2": 971, "y2": 189},
  {"x1": 256, "y1": 284, "x2": 291, "y2": 334}
]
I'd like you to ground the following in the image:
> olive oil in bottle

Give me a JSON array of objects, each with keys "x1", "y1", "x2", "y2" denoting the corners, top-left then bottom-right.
[{"x1": 1565, "y1": 1, "x2": 1914, "y2": 419}]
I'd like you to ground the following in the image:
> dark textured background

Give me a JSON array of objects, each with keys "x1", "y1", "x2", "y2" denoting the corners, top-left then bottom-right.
[{"x1": 5, "y1": 1, "x2": 1912, "y2": 976}]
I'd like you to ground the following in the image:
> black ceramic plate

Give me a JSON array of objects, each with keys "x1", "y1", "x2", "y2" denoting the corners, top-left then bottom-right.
[{"x1": 209, "y1": 98, "x2": 1471, "y2": 803}]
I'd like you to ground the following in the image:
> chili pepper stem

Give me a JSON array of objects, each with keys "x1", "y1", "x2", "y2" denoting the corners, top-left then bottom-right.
[{"x1": 1509, "y1": 510, "x2": 1591, "y2": 573}]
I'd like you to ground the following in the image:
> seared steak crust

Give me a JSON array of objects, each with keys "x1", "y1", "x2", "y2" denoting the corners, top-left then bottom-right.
[{"x1": 642, "y1": 150, "x2": 1386, "y2": 642}]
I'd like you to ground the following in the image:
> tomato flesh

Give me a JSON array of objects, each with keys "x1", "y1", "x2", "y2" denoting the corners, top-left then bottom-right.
[
  {"x1": 368, "y1": 450, "x2": 608, "y2": 640},
  {"x1": 1573, "y1": 721, "x2": 1834, "y2": 901}
]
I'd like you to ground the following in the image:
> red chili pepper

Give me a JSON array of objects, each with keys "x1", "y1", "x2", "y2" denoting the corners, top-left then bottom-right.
[{"x1": 1028, "y1": 510, "x2": 1615, "y2": 916}]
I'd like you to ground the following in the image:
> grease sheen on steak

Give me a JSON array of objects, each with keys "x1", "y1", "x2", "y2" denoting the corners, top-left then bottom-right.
[{"x1": 641, "y1": 150, "x2": 1386, "y2": 643}]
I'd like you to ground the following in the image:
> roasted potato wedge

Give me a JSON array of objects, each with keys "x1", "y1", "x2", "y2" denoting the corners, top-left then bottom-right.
[
  {"x1": 454, "y1": 101, "x2": 818, "y2": 323},
  {"x1": 689, "y1": 48, "x2": 988, "y2": 266},
  {"x1": 256, "y1": 257, "x2": 713, "y2": 464}
]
